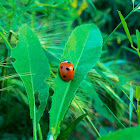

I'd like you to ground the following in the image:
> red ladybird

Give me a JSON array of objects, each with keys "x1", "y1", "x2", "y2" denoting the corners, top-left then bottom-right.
[{"x1": 59, "y1": 60, "x2": 75, "y2": 82}]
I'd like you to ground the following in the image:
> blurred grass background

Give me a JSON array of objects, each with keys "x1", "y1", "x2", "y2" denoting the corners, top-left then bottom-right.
[{"x1": 0, "y1": 0, "x2": 140, "y2": 139}]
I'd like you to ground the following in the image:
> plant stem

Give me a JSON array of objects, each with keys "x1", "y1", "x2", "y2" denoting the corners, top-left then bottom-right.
[
  {"x1": 137, "y1": 102, "x2": 140, "y2": 125},
  {"x1": 27, "y1": 0, "x2": 33, "y2": 6},
  {"x1": 0, "y1": 32, "x2": 12, "y2": 50},
  {"x1": 9, "y1": 30, "x2": 19, "y2": 40},
  {"x1": 136, "y1": 86, "x2": 140, "y2": 125},
  {"x1": 103, "y1": 3, "x2": 140, "y2": 47},
  {"x1": 0, "y1": 31, "x2": 12, "y2": 96},
  {"x1": 104, "y1": 105, "x2": 125, "y2": 128},
  {"x1": 32, "y1": 11, "x2": 35, "y2": 30},
  {"x1": 51, "y1": 71, "x2": 56, "y2": 78},
  {"x1": 33, "y1": 102, "x2": 37, "y2": 140},
  {"x1": 132, "y1": 1, "x2": 135, "y2": 10},
  {"x1": 73, "y1": 98, "x2": 101, "y2": 138},
  {"x1": 38, "y1": 123, "x2": 43, "y2": 140},
  {"x1": 121, "y1": 88, "x2": 137, "y2": 111}
]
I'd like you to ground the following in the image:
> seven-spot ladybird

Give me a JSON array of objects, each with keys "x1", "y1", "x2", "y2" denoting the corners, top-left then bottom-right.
[{"x1": 59, "y1": 60, "x2": 75, "y2": 82}]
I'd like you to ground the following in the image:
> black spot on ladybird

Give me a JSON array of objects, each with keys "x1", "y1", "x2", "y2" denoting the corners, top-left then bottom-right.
[
  {"x1": 61, "y1": 66, "x2": 63, "y2": 69},
  {"x1": 73, "y1": 68, "x2": 74, "y2": 71},
  {"x1": 66, "y1": 68, "x2": 69, "y2": 71},
  {"x1": 67, "y1": 61, "x2": 71, "y2": 63},
  {"x1": 63, "y1": 75, "x2": 66, "y2": 78}
]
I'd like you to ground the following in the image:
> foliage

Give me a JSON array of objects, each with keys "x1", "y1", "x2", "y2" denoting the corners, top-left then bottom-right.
[
  {"x1": 48, "y1": 24, "x2": 102, "y2": 139},
  {"x1": 98, "y1": 125, "x2": 140, "y2": 140},
  {"x1": 0, "y1": 0, "x2": 140, "y2": 140}
]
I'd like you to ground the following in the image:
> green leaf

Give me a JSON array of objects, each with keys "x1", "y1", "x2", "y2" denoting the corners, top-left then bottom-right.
[
  {"x1": 0, "y1": 32, "x2": 12, "y2": 50},
  {"x1": 136, "y1": 30, "x2": 140, "y2": 50},
  {"x1": 118, "y1": 75, "x2": 127, "y2": 86},
  {"x1": 97, "y1": 125, "x2": 140, "y2": 140},
  {"x1": 104, "y1": 105, "x2": 125, "y2": 128},
  {"x1": 80, "y1": 81, "x2": 115, "y2": 122},
  {"x1": 57, "y1": 113, "x2": 89, "y2": 140},
  {"x1": 118, "y1": 11, "x2": 133, "y2": 46},
  {"x1": 95, "y1": 67, "x2": 114, "y2": 87},
  {"x1": 136, "y1": 86, "x2": 140, "y2": 100},
  {"x1": 34, "y1": 0, "x2": 66, "y2": 7},
  {"x1": 86, "y1": 0, "x2": 96, "y2": 10},
  {"x1": 11, "y1": 25, "x2": 50, "y2": 124},
  {"x1": 137, "y1": 86, "x2": 140, "y2": 124},
  {"x1": 129, "y1": 85, "x2": 133, "y2": 126},
  {"x1": 132, "y1": 0, "x2": 135, "y2": 9},
  {"x1": 0, "y1": 2, "x2": 7, "y2": 14},
  {"x1": 0, "y1": 65, "x2": 10, "y2": 68},
  {"x1": 43, "y1": 48, "x2": 60, "y2": 65},
  {"x1": 48, "y1": 24, "x2": 103, "y2": 139}
]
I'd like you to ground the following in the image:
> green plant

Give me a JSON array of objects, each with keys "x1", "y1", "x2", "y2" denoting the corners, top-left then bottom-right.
[
  {"x1": 0, "y1": 0, "x2": 140, "y2": 140},
  {"x1": 117, "y1": 9, "x2": 140, "y2": 125}
]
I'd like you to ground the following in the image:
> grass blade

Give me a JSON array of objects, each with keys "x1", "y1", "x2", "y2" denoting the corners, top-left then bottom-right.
[
  {"x1": 81, "y1": 81, "x2": 115, "y2": 122},
  {"x1": 136, "y1": 86, "x2": 140, "y2": 124},
  {"x1": 129, "y1": 84, "x2": 133, "y2": 126},
  {"x1": 104, "y1": 105, "x2": 125, "y2": 128},
  {"x1": 136, "y1": 30, "x2": 140, "y2": 50},
  {"x1": 95, "y1": 67, "x2": 114, "y2": 87},
  {"x1": 57, "y1": 113, "x2": 89, "y2": 140},
  {"x1": 118, "y1": 11, "x2": 133, "y2": 47},
  {"x1": 103, "y1": 4, "x2": 140, "y2": 47},
  {"x1": 74, "y1": 98, "x2": 101, "y2": 137}
]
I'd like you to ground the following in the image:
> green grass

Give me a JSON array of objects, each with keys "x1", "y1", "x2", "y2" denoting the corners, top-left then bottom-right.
[{"x1": 0, "y1": 0, "x2": 140, "y2": 140}]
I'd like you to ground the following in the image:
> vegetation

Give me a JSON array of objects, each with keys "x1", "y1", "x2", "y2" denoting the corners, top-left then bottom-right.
[{"x1": 0, "y1": 0, "x2": 140, "y2": 140}]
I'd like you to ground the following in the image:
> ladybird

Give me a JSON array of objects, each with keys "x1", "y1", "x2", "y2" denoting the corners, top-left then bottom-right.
[{"x1": 59, "y1": 60, "x2": 75, "y2": 82}]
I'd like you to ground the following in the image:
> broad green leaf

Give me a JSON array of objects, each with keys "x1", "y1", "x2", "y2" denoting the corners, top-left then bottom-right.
[
  {"x1": 118, "y1": 75, "x2": 127, "y2": 86},
  {"x1": 97, "y1": 125, "x2": 140, "y2": 140},
  {"x1": 11, "y1": 25, "x2": 50, "y2": 124},
  {"x1": 48, "y1": 24, "x2": 102, "y2": 139},
  {"x1": 57, "y1": 113, "x2": 89, "y2": 140},
  {"x1": 136, "y1": 30, "x2": 140, "y2": 50},
  {"x1": 118, "y1": 11, "x2": 133, "y2": 46}
]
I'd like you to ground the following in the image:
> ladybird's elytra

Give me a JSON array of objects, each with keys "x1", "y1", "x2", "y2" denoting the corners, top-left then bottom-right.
[
  {"x1": 66, "y1": 68, "x2": 70, "y2": 71},
  {"x1": 59, "y1": 60, "x2": 75, "y2": 82}
]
